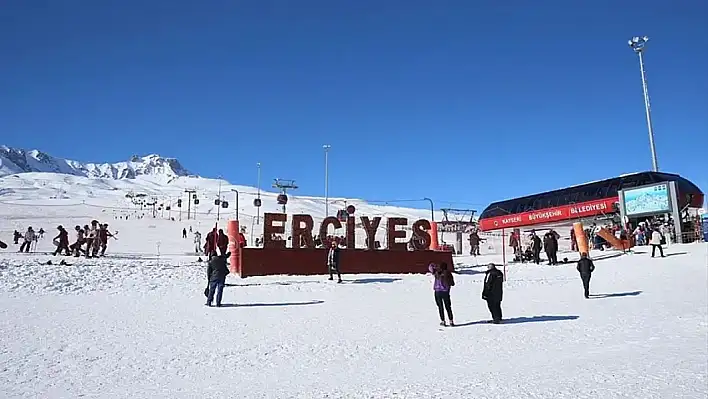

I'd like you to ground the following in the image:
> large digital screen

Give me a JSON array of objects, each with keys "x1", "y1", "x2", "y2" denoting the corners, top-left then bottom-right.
[{"x1": 623, "y1": 183, "x2": 671, "y2": 216}]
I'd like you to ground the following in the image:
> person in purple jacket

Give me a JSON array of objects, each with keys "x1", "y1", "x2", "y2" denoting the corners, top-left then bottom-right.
[{"x1": 429, "y1": 262, "x2": 455, "y2": 326}]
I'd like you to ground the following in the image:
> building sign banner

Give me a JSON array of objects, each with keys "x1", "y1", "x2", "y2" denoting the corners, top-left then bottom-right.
[{"x1": 479, "y1": 197, "x2": 619, "y2": 231}]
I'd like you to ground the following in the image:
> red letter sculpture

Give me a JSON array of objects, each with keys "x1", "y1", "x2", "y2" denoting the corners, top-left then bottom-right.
[
  {"x1": 263, "y1": 213, "x2": 287, "y2": 249},
  {"x1": 291, "y1": 214, "x2": 315, "y2": 249},
  {"x1": 387, "y1": 217, "x2": 408, "y2": 251},
  {"x1": 360, "y1": 216, "x2": 381, "y2": 250}
]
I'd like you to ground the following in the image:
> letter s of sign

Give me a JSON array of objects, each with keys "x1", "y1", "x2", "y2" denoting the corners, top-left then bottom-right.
[{"x1": 411, "y1": 219, "x2": 431, "y2": 250}]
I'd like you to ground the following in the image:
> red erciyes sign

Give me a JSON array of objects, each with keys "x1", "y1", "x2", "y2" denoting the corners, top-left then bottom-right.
[{"x1": 478, "y1": 197, "x2": 619, "y2": 231}]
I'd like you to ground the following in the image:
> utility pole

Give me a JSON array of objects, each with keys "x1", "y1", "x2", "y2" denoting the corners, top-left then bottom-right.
[
  {"x1": 256, "y1": 162, "x2": 261, "y2": 225},
  {"x1": 628, "y1": 35, "x2": 659, "y2": 172},
  {"x1": 184, "y1": 189, "x2": 196, "y2": 220},
  {"x1": 272, "y1": 178, "x2": 298, "y2": 214},
  {"x1": 216, "y1": 177, "x2": 223, "y2": 222},
  {"x1": 323, "y1": 144, "x2": 331, "y2": 217}
]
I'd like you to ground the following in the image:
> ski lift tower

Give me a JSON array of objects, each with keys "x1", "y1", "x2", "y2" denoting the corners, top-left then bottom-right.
[
  {"x1": 439, "y1": 208, "x2": 477, "y2": 254},
  {"x1": 272, "y1": 178, "x2": 298, "y2": 213}
]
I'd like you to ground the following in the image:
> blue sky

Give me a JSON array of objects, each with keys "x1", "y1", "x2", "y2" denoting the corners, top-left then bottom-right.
[{"x1": 1, "y1": 0, "x2": 706, "y2": 211}]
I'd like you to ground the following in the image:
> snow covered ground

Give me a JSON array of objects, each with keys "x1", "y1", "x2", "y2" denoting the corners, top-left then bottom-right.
[{"x1": 1, "y1": 202, "x2": 707, "y2": 398}]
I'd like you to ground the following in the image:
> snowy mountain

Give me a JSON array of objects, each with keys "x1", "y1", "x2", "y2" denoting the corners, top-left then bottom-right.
[{"x1": 0, "y1": 146, "x2": 192, "y2": 179}]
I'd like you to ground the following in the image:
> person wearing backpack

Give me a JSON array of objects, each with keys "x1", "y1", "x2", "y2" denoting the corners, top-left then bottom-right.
[{"x1": 429, "y1": 262, "x2": 455, "y2": 326}]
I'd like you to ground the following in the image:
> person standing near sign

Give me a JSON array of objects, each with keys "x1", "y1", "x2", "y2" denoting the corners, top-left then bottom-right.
[
  {"x1": 577, "y1": 253, "x2": 595, "y2": 298},
  {"x1": 482, "y1": 264, "x2": 504, "y2": 324},
  {"x1": 327, "y1": 240, "x2": 342, "y2": 283}
]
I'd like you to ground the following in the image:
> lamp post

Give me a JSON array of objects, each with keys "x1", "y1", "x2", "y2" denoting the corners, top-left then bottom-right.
[
  {"x1": 256, "y1": 162, "x2": 261, "y2": 225},
  {"x1": 216, "y1": 177, "x2": 223, "y2": 221},
  {"x1": 231, "y1": 189, "x2": 240, "y2": 222},
  {"x1": 628, "y1": 35, "x2": 659, "y2": 172},
  {"x1": 423, "y1": 197, "x2": 435, "y2": 221},
  {"x1": 323, "y1": 144, "x2": 331, "y2": 217}
]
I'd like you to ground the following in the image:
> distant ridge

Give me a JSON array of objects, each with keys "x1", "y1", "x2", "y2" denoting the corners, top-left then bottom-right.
[{"x1": 0, "y1": 146, "x2": 194, "y2": 180}]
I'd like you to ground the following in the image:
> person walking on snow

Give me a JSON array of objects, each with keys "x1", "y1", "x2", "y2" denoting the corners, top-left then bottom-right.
[
  {"x1": 429, "y1": 262, "x2": 455, "y2": 326},
  {"x1": 182, "y1": 228, "x2": 187, "y2": 239},
  {"x1": 327, "y1": 240, "x2": 342, "y2": 283},
  {"x1": 19, "y1": 227, "x2": 35, "y2": 253},
  {"x1": 205, "y1": 249, "x2": 230, "y2": 307},
  {"x1": 577, "y1": 253, "x2": 595, "y2": 298},
  {"x1": 482, "y1": 263, "x2": 504, "y2": 324},
  {"x1": 650, "y1": 228, "x2": 665, "y2": 258},
  {"x1": 52, "y1": 225, "x2": 70, "y2": 256}
]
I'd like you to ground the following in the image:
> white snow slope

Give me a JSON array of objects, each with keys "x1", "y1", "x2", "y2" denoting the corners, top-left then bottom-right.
[{"x1": 0, "y1": 173, "x2": 707, "y2": 398}]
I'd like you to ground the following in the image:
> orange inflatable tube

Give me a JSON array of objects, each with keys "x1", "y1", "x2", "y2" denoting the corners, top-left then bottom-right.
[
  {"x1": 596, "y1": 228, "x2": 631, "y2": 251},
  {"x1": 429, "y1": 221, "x2": 439, "y2": 251},
  {"x1": 573, "y1": 222, "x2": 589, "y2": 254}
]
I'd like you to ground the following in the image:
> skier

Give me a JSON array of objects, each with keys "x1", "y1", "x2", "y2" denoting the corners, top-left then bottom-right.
[
  {"x1": 13, "y1": 230, "x2": 21, "y2": 244},
  {"x1": 576, "y1": 253, "x2": 595, "y2": 298},
  {"x1": 182, "y1": 228, "x2": 187, "y2": 239},
  {"x1": 205, "y1": 248, "x2": 230, "y2": 307},
  {"x1": 429, "y1": 262, "x2": 455, "y2": 326},
  {"x1": 649, "y1": 228, "x2": 665, "y2": 258},
  {"x1": 19, "y1": 227, "x2": 35, "y2": 253},
  {"x1": 326, "y1": 240, "x2": 342, "y2": 283},
  {"x1": 482, "y1": 263, "x2": 504, "y2": 324},
  {"x1": 38, "y1": 228, "x2": 45, "y2": 239},
  {"x1": 52, "y1": 225, "x2": 70, "y2": 256}
]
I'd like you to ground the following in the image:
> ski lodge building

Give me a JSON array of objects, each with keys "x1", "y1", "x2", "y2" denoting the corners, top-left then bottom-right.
[{"x1": 478, "y1": 171, "x2": 704, "y2": 232}]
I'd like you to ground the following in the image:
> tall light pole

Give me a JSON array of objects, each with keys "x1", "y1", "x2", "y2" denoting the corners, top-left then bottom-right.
[
  {"x1": 629, "y1": 36, "x2": 659, "y2": 172},
  {"x1": 216, "y1": 177, "x2": 223, "y2": 221},
  {"x1": 323, "y1": 144, "x2": 331, "y2": 217},
  {"x1": 256, "y1": 162, "x2": 261, "y2": 225}
]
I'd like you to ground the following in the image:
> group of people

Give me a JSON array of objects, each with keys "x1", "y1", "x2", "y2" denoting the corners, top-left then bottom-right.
[
  {"x1": 508, "y1": 229, "x2": 560, "y2": 265},
  {"x1": 428, "y1": 261, "x2": 505, "y2": 326},
  {"x1": 427, "y1": 252, "x2": 598, "y2": 326},
  {"x1": 52, "y1": 220, "x2": 115, "y2": 258}
]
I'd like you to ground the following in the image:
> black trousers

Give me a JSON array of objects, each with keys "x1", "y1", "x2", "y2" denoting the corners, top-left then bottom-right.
[
  {"x1": 533, "y1": 250, "x2": 541, "y2": 264},
  {"x1": 19, "y1": 241, "x2": 31, "y2": 252},
  {"x1": 651, "y1": 244, "x2": 664, "y2": 258},
  {"x1": 580, "y1": 274, "x2": 591, "y2": 298},
  {"x1": 486, "y1": 299, "x2": 502, "y2": 322},
  {"x1": 549, "y1": 251, "x2": 558, "y2": 265},
  {"x1": 54, "y1": 243, "x2": 70, "y2": 256},
  {"x1": 434, "y1": 291, "x2": 453, "y2": 322}
]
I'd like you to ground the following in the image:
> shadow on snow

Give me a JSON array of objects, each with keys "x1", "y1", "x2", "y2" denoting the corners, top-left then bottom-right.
[
  {"x1": 589, "y1": 290, "x2": 642, "y2": 299},
  {"x1": 218, "y1": 300, "x2": 324, "y2": 308},
  {"x1": 454, "y1": 315, "x2": 579, "y2": 327}
]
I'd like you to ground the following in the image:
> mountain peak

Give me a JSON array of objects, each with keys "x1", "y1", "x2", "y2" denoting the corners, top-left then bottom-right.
[{"x1": 0, "y1": 146, "x2": 195, "y2": 180}]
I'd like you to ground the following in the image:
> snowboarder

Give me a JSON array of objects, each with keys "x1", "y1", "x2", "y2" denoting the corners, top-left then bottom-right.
[
  {"x1": 205, "y1": 249, "x2": 230, "y2": 307},
  {"x1": 19, "y1": 227, "x2": 35, "y2": 253},
  {"x1": 52, "y1": 225, "x2": 70, "y2": 256},
  {"x1": 650, "y1": 228, "x2": 665, "y2": 258},
  {"x1": 482, "y1": 263, "x2": 504, "y2": 324},
  {"x1": 576, "y1": 253, "x2": 595, "y2": 298},
  {"x1": 326, "y1": 240, "x2": 342, "y2": 283},
  {"x1": 429, "y1": 262, "x2": 455, "y2": 326}
]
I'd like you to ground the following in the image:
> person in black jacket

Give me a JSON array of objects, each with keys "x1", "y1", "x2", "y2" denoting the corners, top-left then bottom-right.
[
  {"x1": 482, "y1": 263, "x2": 504, "y2": 324},
  {"x1": 326, "y1": 240, "x2": 342, "y2": 283},
  {"x1": 543, "y1": 230, "x2": 559, "y2": 265},
  {"x1": 530, "y1": 232, "x2": 543, "y2": 265},
  {"x1": 577, "y1": 252, "x2": 595, "y2": 299},
  {"x1": 206, "y1": 250, "x2": 230, "y2": 307}
]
